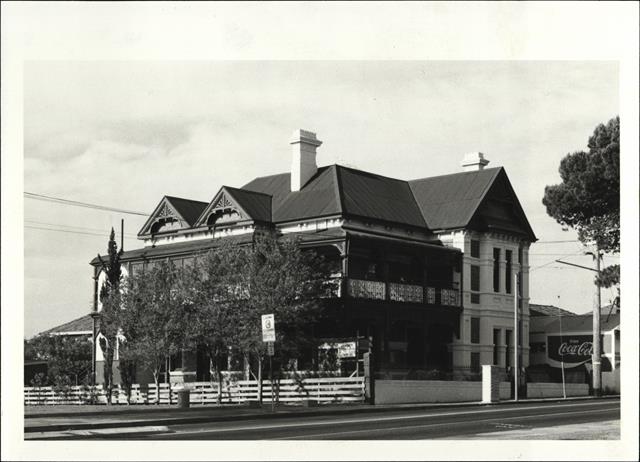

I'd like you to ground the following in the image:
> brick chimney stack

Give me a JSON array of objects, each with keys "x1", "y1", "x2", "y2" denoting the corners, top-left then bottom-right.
[
  {"x1": 290, "y1": 129, "x2": 322, "y2": 191},
  {"x1": 461, "y1": 152, "x2": 490, "y2": 171}
]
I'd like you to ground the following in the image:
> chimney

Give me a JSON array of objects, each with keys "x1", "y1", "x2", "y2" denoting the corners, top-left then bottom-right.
[
  {"x1": 290, "y1": 129, "x2": 322, "y2": 191},
  {"x1": 461, "y1": 152, "x2": 490, "y2": 171}
]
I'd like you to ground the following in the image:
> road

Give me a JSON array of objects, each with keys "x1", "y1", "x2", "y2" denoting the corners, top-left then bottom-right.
[{"x1": 124, "y1": 399, "x2": 619, "y2": 440}]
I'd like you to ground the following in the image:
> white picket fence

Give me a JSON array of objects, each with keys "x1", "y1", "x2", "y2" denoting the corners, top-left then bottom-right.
[{"x1": 24, "y1": 376, "x2": 365, "y2": 405}]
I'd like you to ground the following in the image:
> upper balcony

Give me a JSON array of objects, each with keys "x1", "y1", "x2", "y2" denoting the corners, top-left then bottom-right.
[{"x1": 345, "y1": 278, "x2": 461, "y2": 308}]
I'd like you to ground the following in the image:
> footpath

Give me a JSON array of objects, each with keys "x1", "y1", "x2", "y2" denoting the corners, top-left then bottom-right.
[{"x1": 24, "y1": 395, "x2": 619, "y2": 439}]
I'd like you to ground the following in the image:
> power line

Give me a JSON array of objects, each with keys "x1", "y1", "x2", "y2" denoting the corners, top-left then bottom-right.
[
  {"x1": 24, "y1": 220, "x2": 138, "y2": 238},
  {"x1": 25, "y1": 225, "x2": 139, "y2": 239},
  {"x1": 24, "y1": 192, "x2": 148, "y2": 216}
]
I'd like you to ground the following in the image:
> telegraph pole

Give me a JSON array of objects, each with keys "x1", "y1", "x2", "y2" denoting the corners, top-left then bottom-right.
[
  {"x1": 514, "y1": 272, "x2": 519, "y2": 402},
  {"x1": 592, "y1": 245, "x2": 602, "y2": 397},
  {"x1": 555, "y1": 243, "x2": 602, "y2": 396}
]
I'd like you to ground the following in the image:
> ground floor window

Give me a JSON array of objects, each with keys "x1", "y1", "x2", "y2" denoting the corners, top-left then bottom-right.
[{"x1": 470, "y1": 352, "x2": 480, "y2": 373}]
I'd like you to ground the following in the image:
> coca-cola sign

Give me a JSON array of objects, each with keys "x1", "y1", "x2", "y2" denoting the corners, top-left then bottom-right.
[{"x1": 547, "y1": 335, "x2": 603, "y2": 367}]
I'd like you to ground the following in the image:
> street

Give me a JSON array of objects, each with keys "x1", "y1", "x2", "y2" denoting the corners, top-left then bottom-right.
[{"x1": 71, "y1": 399, "x2": 619, "y2": 440}]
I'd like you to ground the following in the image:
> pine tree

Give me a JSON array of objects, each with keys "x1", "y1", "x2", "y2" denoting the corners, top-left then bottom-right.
[{"x1": 97, "y1": 227, "x2": 123, "y2": 404}]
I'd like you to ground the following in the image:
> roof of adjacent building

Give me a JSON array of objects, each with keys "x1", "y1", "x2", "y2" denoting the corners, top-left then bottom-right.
[
  {"x1": 529, "y1": 303, "x2": 577, "y2": 317},
  {"x1": 39, "y1": 314, "x2": 93, "y2": 336},
  {"x1": 530, "y1": 313, "x2": 620, "y2": 334}
]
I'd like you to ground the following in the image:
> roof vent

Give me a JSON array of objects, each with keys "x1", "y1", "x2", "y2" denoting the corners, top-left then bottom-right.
[
  {"x1": 461, "y1": 152, "x2": 490, "y2": 171},
  {"x1": 290, "y1": 129, "x2": 322, "y2": 191}
]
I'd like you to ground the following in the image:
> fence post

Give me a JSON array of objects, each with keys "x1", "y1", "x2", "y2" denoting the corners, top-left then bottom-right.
[{"x1": 363, "y1": 352, "x2": 374, "y2": 404}]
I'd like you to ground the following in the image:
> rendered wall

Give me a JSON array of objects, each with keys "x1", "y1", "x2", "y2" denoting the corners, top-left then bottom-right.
[{"x1": 374, "y1": 380, "x2": 511, "y2": 404}]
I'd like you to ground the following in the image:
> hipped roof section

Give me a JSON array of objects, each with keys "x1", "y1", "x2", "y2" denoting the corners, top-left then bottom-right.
[{"x1": 136, "y1": 164, "x2": 536, "y2": 240}]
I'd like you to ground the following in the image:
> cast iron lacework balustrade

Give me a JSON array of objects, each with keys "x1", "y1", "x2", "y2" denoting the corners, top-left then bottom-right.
[
  {"x1": 389, "y1": 282, "x2": 423, "y2": 303},
  {"x1": 347, "y1": 279, "x2": 386, "y2": 300},
  {"x1": 440, "y1": 288, "x2": 460, "y2": 307},
  {"x1": 425, "y1": 287, "x2": 436, "y2": 304}
]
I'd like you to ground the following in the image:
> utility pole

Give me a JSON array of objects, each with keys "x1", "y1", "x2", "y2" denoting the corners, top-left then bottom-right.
[
  {"x1": 555, "y1": 243, "x2": 602, "y2": 397},
  {"x1": 592, "y1": 245, "x2": 602, "y2": 397},
  {"x1": 514, "y1": 272, "x2": 518, "y2": 402}
]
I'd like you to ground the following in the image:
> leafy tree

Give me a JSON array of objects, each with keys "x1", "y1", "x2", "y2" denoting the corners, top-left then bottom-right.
[
  {"x1": 119, "y1": 261, "x2": 189, "y2": 404},
  {"x1": 187, "y1": 249, "x2": 239, "y2": 404},
  {"x1": 207, "y1": 233, "x2": 331, "y2": 402},
  {"x1": 24, "y1": 334, "x2": 92, "y2": 386},
  {"x1": 96, "y1": 227, "x2": 123, "y2": 404},
  {"x1": 543, "y1": 116, "x2": 620, "y2": 286}
]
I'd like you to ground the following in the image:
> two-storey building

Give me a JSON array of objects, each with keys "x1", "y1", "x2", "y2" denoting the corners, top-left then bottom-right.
[{"x1": 90, "y1": 129, "x2": 536, "y2": 384}]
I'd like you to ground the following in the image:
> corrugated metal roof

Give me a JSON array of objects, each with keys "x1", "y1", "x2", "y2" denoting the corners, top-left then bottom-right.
[
  {"x1": 338, "y1": 166, "x2": 426, "y2": 227},
  {"x1": 530, "y1": 313, "x2": 619, "y2": 333},
  {"x1": 91, "y1": 234, "x2": 255, "y2": 265},
  {"x1": 166, "y1": 196, "x2": 207, "y2": 226},
  {"x1": 40, "y1": 314, "x2": 93, "y2": 335},
  {"x1": 223, "y1": 186, "x2": 272, "y2": 222},
  {"x1": 244, "y1": 165, "x2": 427, "y2": 227},
  {"x1": 409, "y1": 168, "x2": 501, "y2": 230},
  {"x1": 530, "y1": 304, "x2": 577, "y2": 317},
  {"x1": 244, "y1": 166, "x2": 342, "y2": 222},
  {"x1": 91, "y1": 229, "x2": 347, "y2": 265},
  {"x1": 165, "y1": 196, "x2": 208, "y2": 226}
]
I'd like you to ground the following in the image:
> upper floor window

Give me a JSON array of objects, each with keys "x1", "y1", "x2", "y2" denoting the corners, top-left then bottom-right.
[
  {"x1": 470, "y1": 240, "x2": 480, "y2": 258},
  {"x1": 493, "y1": 248, "x2": 501, "y2": 292},
  {"x1": 470, "y1": 265, "x2": 480, "y2": 304},
  {"x1": 505, "y1": 250, "x2": 512, "y2": 294},
  {"x1": 471, "y1": 317, "x2": 480, "y2": 344}
]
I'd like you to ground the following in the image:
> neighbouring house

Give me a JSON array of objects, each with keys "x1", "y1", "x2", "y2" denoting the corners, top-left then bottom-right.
[
  {"x1": 528, "y1": 307, "x2": 620, "y2": 394},
  {"x1": 25, "y1": 313, "x2": 94, "y2": 385},
  {"x1": 90, "y1": 129, "x2": 537, "y2": 385}
]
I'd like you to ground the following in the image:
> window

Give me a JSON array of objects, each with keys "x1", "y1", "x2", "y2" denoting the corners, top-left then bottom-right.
[
  {"x1": 493, "y1": 329, "x2": 501, "y2": 365},
  {"x1": 470, "y1": 265, "x2": 480, "y2": 304},
  {"x1": 470, "y1": 352, "x2": 480, "y2": 373},
  {"x1": 518, "y1": 245, "x2": 523, "y2": 264},
  {"x1": 470, "y1": 240, "x2": 480, "y2": 258},
  {"x1": 470, "y1": 265, "x2": 480, "y2": 291},
  {"x1": 505, "y1": 250, "x2": 512, "y2": 294},
  {"x1": 471, "y1": 317, "x2": 480, "y2": 344},
  {"x1": 493, "y1": 248, "x2": 500, "y2": 292}
]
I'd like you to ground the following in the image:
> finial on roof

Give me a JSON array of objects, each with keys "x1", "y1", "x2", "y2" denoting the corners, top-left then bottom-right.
[{"x1": 461, "y1": 152, "x2": 490, "y2": 171}]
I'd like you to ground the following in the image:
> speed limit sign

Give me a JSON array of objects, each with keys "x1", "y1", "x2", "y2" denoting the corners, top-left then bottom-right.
[{"x1": 261, "y1": 314, "x2": 275, "y2": 342}]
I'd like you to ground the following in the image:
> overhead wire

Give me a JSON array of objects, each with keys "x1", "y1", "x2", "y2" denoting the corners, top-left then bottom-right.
[
  {"x1": 24, "y1": 220, "x2": 139, "y2": 238},
  {"x1": 24, "y1": 191, "x2": 148, "y2": 216}
]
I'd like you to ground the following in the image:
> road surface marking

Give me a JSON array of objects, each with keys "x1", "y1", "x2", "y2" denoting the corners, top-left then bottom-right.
[
  {"x1": 161, "y1": 401, "x2": 618, "y2": 437},
  {"x1": 274, "y1": 408, "x2": 617, "y2": 440}
]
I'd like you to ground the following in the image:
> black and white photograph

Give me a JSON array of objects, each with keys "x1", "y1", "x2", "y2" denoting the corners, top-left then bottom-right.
[{"x1": 2, "y1": 2, "x2": 638, "y2": 461}]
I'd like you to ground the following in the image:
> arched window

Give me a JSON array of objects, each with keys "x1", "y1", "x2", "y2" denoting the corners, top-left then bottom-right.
[
  {"x1": 150, "y1": 217, "x2": 182, "y2": 234},
  {"x1": 206, "y1": 208, "x2": 241, "y2": 226}
]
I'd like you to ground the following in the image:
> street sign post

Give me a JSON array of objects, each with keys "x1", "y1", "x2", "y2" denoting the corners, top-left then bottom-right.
[
  {"x1": 261, "y1": 314, "x2": 276, "y2": 411},
  {"x1": 261, "y1": 314, "x2": 276, "y2": 342}
]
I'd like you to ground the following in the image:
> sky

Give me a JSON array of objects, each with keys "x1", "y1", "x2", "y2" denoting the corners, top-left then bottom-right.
[{"x1": 22, "y1": 60, "x2": 620, "y2": 337}]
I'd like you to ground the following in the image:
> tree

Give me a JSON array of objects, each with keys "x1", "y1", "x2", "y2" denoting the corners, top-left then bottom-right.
[
  {"x1": 119, "y1": 261, "x2": 189, "y2": 404},
  {"x1": 208, "y1": 233, "x2": 331, "y2": 402},
  {"x1": 187, "y1": 248, "x2": 239, "y2": 404},
  {"x1": 24, "y1": 334, "x2": 92, "y2": 387},
  {"x1": 543, "y1": 116, "x2": 620, "y2": 285},
  {"x1": 96, "y1": 228, "x2": 124, "y2": 404}
]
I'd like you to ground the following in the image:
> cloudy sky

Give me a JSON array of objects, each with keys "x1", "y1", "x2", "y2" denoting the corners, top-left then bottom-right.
[{"x1": 22, "y1": 60, "x2": 620, "y2": 337}]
